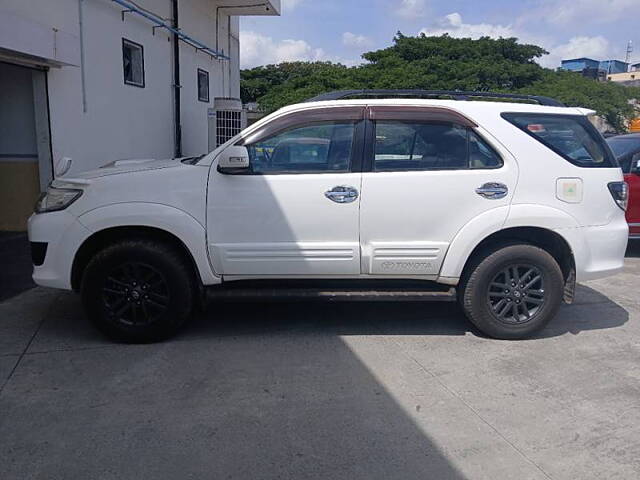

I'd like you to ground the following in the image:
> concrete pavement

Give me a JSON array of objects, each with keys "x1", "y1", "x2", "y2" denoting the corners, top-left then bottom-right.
[{"x1": 0, "y1": 244, "x2": 639, "y2": 479}]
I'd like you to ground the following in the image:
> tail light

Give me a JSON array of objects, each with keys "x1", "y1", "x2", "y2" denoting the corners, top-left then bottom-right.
[{"x1": 608, "y1": 182, "x2": 628, "y2": 211}]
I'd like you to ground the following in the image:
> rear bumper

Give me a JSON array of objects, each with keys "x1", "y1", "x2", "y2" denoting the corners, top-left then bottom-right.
[
  {"x1": 558, "y1": 216, "x2": 628, "y2": 282},
  {"x1": 27, "y1": 211, "x2": 91, "y2": 290}
]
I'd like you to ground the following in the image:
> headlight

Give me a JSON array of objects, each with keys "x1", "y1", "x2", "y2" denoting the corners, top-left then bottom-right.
[{"x1": 35, "y1": 187, "x2": 83, "y2": 213}]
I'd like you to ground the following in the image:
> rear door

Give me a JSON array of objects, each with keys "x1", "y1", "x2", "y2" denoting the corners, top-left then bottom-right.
[{"x1": 359, "y1": 106, "x2": 517, "y2": 276}]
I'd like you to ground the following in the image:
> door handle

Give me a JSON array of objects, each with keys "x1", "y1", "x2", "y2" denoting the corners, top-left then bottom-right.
[
  {"x1": 325, "y1": 186, "x2": 359, "y2": 203},
  {"x1": 476, "y1": 182, "x2": 508, "y2": 199}
]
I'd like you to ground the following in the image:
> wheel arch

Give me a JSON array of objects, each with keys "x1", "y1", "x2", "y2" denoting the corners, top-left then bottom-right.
[
  {"x1": 71, "y1": 225, "x2": 203, "y2": 292},
  {"x1": 457, "y1": 226, "x2": 575, "y2": 288},
  {"x1": 71, "y1": 202, "x2": 220, "y2": 292},
  {"x1": 439, "y1": 205, "x2": 579, "y2": 284}
]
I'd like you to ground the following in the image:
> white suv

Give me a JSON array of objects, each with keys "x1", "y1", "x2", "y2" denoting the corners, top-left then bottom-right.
[{"x1": 28, "y1": 90, "x2": 629, "y2": 342}]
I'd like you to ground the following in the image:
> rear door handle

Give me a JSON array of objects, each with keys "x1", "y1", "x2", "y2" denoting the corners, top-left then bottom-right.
[
  {"x1": 325, "y1": 186, "x2": 359, "y2": 203},
  {"x1": 476, "y1": 182, "x2": 508, "y2": 199}
]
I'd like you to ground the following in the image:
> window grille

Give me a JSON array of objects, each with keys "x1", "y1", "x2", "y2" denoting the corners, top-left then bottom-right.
[{"x1": 216, "y1": 110, "x2": 242, "y2": 147}]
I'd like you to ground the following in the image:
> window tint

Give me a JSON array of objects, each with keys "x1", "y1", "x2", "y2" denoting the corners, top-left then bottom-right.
[
  {"x1": 469, "y1": 131, "x2": 502, "y2": 168},
  {"x1": 503, "y1": 113, "x2": 617, "y2": 168},
  {"x1": 374, "y1": 122, "x2": 501, "y2": 171},
  {"x1": 246, "y1": 122, "x2": 355, "y2": 174},
  {"x1": 122, "y1": 39, "x2": 144, "y2": 87}
]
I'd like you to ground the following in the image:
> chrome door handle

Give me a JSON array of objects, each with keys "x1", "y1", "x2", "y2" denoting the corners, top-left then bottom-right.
[
  {"x1": 476, "y1": 182, "x2": 508, "y2": 199},
  {"x1": 325, "y1": 186, "x2": 359, "y2": 203}
]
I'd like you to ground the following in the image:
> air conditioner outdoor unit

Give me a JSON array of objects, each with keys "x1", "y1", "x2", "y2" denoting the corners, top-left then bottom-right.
[{"x1": 208, "y1": 97, "x2": 247, "y2": 151}]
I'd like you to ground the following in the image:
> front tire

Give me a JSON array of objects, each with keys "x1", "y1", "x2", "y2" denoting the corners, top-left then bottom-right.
[
  {"x1": 459, "y1": 244, "x2": 564, "y2": 340},
  {"x1": 81, "y1": 239, "x2": 195, "y2": 343}
]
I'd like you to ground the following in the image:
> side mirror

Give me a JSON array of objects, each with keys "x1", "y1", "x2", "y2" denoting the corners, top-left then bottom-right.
[{"x1": 217, "y1": 145, "x2": 250, "y2": 174}]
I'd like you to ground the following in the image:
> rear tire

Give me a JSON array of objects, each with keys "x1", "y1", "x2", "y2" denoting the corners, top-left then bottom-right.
[
  {"x1": 459, "y1": 244, "x2": 563, "y2": 340},
  {"x1": 81, "y1": 239, "x2": 195, "y2": 343}
]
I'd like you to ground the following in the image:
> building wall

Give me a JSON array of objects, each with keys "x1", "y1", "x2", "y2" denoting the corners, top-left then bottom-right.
[
  {"x1": 607, "y1": 71, "x2": 640, "y2": 83},
  {"x1": 178, "y1": 1, "x2": 238, "y2": 157},
  {"x1": 560, "y1": 59, "x2": 600, "y2": 72},
  {"x1": 600, "y1": 60, "x2": 629, "y2": 74},
  {"x1": 1, "y1": 0, "x2": 241, "y2": 174}
]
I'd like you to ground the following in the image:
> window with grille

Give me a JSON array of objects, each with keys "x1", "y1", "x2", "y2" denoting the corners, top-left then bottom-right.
[{"x1": 216, "y1": 110, "x2": 242, "y2": 147}]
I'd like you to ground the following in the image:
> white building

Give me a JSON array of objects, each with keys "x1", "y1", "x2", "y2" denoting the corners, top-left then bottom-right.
[{"x1": 0, "y1": 0, "x2": 280, "y2": 231}]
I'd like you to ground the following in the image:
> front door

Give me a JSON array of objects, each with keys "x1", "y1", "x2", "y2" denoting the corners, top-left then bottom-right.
[
  {"x1": 207, "y1": 107, "x2": 364, "y2": 276},
  {"x1": 359, "y1": 106, "x2": 517, "y2": 276}
]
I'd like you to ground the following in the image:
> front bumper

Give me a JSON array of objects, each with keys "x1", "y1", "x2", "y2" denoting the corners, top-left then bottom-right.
[{"x1": 27, "y1": 211, "x2": 91, "y2": 290}]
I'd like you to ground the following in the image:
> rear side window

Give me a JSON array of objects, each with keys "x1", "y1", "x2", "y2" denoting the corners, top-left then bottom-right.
[
  {"x1": 502, "y1": 113, "x2": 617, "y2": 168},
  {"x1": 373, "y1": 121, "x2": 502, "y2": 171}
]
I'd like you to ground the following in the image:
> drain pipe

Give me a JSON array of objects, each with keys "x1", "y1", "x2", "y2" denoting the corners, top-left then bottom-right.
[
  {"x1": 78, "y1": 0, "x2": 87, "y2": 113},
  {"x1": 172, "y1": 0, "x2": 182, "y2": 157}
]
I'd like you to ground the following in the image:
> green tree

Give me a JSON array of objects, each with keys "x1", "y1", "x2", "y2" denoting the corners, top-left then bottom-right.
[{"x1": 241, "y1": 33, "x2": 640, "y2": 131}]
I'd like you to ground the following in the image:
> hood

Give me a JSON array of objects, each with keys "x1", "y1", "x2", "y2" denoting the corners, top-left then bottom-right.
[{"x1": 59, "y1": 157, "x2": 186, "y2": 181}]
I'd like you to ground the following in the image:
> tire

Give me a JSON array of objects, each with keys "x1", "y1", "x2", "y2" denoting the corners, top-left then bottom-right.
[
  {"x1": 459, "y1": 244, "x2": 563, "y2": 340},
  {"x1": 81, "y1": 239, "x2": 195, "y2": 343}
]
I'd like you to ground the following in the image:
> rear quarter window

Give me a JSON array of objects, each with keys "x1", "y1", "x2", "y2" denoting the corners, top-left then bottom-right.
[{"x1": 501, "y1": 113, "x2": 618, "y2": 168}]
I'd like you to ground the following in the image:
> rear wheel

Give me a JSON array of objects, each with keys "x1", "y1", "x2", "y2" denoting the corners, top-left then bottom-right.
[
  {"x1": 459, "y1": 244, "x2": 563, "y2": 339},
  {"x1": 81, "y1": 239, "x2": 195, "y2": 342}
]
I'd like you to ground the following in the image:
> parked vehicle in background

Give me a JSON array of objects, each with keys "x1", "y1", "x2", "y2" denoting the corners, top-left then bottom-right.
[
  {"x1": 28, "y1": 90, "x2": 629, "y2": 343},
  {"x1": 607, "y1": 133, "x2": 640, "y2": 238}
]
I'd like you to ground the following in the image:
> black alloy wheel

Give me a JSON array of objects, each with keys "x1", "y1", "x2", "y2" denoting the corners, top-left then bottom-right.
[{"x1": 487, "y1": 264, "x2": 545, "y2": 324}]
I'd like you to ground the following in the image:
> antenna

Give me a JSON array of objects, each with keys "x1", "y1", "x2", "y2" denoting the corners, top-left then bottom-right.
[{"x1": 626, "y1": 40, "x2": 633, "y2": 65}]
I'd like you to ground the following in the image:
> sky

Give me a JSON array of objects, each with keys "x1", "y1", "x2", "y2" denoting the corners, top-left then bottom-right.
[{"x1": 239, "y1": 0, "x2": 640, "y2": 70}]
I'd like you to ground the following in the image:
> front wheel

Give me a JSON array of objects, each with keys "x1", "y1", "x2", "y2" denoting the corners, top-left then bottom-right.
[
  {"x1": 81, "y1": 239, "x2": 195, "y2": 343},
  {"x1": 459, "y1": 244, "x2": 564, "y2": 340}
]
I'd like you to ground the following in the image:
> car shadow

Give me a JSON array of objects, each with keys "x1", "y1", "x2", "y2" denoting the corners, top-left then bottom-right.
[
  {"x1": 626, "y1": 239, "x2": 640, "y2": 258},
  {"x1": 184, "y1": 283, "x2": 627, "y2": 341},
  {"x1": 36, "y1": 281, "x2": 629, "y2": 348}
]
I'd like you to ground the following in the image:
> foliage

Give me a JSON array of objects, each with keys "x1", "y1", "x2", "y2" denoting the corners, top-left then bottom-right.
[
  {"x1": 240, "y1": 33, "x2": 640, "y2": 131},
  {"x1": 518, "y1": 70, "x2": 640, "y2": 131}
]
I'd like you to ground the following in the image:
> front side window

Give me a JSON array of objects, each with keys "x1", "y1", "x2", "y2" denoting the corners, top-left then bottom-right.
[
  {"x1": 374, "y1": 122, "x2": 502, "y2": 171},
  {"x1": 502, "y1": 113, "x2": 617, "y2": 168},
  {"x1": 122, "y1": 39, "x2": 144, "y2": 88},
  {"x1": 245, "y1": 121, "x2": 355, "y2": 174}
]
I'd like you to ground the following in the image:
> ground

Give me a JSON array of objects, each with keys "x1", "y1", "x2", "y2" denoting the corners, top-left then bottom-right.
[{"x1": 0, "y1": 243, "x2": 639, "y2": 480}]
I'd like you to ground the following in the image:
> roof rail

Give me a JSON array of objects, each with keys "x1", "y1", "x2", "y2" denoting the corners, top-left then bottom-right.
[{"x1": 304, "y1": 89, "x2": 565, "y2": 107}]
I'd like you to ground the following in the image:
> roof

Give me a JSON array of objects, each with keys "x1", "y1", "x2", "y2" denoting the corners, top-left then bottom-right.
[
  {"x1": 305, "y1": 89, "x2": 564, "y2": 107},
  {"x1": 273, "y1": 98, "x2": 589, "y2": 120},
  {"x1": 561, "y1": 57, "x2": 598, "y2": 63}
]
